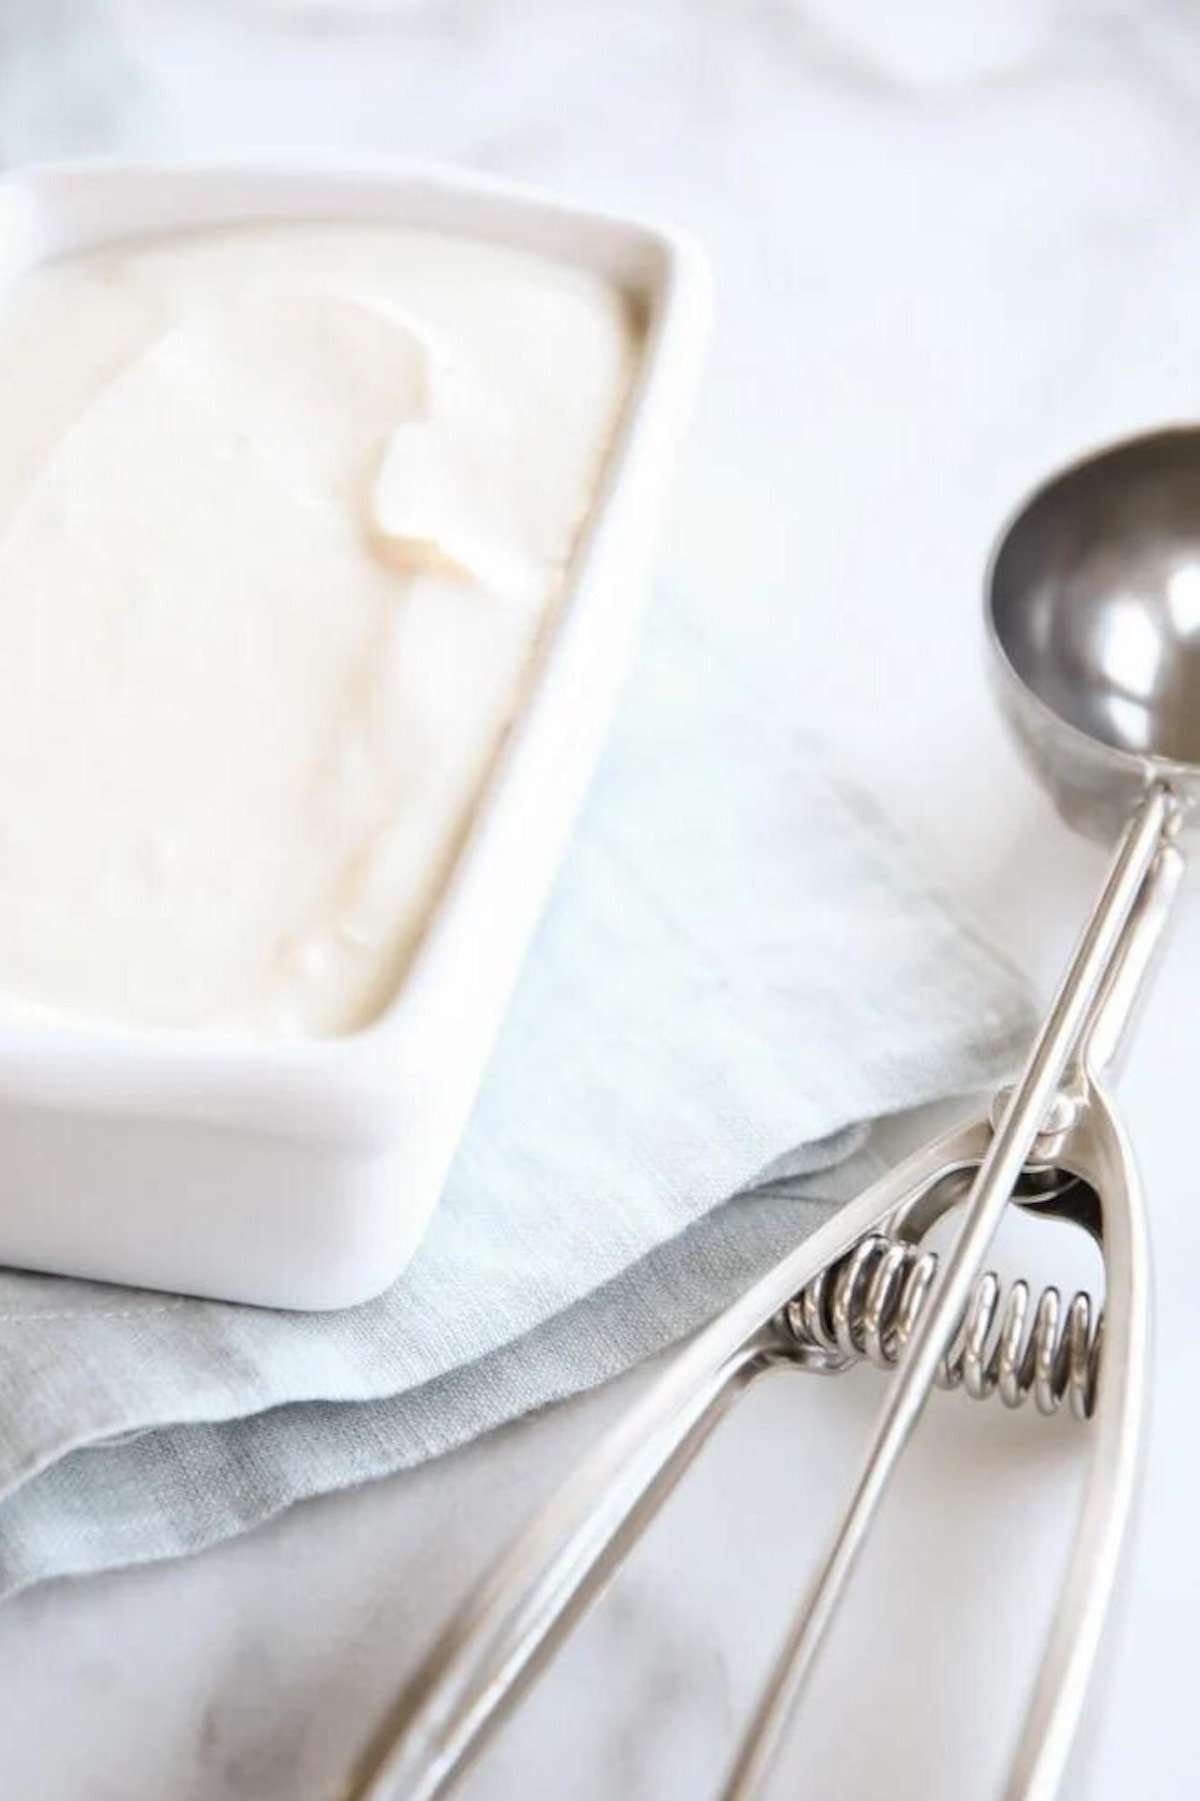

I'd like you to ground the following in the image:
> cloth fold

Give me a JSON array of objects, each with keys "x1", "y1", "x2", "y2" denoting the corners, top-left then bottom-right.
[{"x1": 0, "y1": 590, "x2": 1031, "y2": 1596}]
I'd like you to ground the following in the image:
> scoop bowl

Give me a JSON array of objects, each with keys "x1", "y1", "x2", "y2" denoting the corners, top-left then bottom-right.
[{"x1": 987, "y1": 428, "x2": 1200, "y2": 836}]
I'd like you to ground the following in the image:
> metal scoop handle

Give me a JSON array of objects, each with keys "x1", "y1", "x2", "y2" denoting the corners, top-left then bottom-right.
[
  {"x1": 340, "y1": 1123, "x2": 988, "y2": 1801},
  {"x1": 344, "y1": 785, "x2": 1177, "y2": 1801},
  {"x1": 723, "y1": 781, "x2": 1178, "y2": 1796}
]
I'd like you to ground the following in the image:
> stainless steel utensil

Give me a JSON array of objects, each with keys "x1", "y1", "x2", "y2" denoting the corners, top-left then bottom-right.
[{"x1": 346, "y1": 428, "x2": 1200, "y2": 1801}]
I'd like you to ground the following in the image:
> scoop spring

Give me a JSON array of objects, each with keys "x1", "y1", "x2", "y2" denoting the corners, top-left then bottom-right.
[{"x1": 782, "y1": 1231, "x2": 1102, "y2": 1421}]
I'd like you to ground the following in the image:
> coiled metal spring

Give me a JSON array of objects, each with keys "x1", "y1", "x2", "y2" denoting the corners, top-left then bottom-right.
[{"x1": 783, "y1": 1232, "x2": 1103, "y2": 1420}]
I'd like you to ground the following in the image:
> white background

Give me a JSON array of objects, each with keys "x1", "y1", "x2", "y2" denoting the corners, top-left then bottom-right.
[{"x1": 3, "y1": 2, "x2": 1200, "y2": 1795}]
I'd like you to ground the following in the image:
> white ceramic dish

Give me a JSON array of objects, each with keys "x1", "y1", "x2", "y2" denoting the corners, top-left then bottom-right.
[{"x1": 0, "y1": 158, "x2": 710, "y2": 1309}]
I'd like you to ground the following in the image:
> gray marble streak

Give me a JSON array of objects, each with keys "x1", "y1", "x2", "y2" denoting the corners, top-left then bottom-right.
[{"x1": 0, "y1": 1, "x2": 144, "y2": 161}]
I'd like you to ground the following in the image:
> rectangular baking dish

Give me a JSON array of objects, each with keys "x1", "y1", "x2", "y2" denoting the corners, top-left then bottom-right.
[{"x1": 0, "y1": 158, "x2": 710, "y2": 1309}]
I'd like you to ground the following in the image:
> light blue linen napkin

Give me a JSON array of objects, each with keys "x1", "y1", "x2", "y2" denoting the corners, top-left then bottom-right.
[{"x1": 0, "y1": 590, "x2": 1031, "y2": 1596}]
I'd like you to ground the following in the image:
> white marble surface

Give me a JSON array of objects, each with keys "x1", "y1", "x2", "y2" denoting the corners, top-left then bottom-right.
[{"x1": 4, "y1": 1, "x2": 1200, "y2": 1795}]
